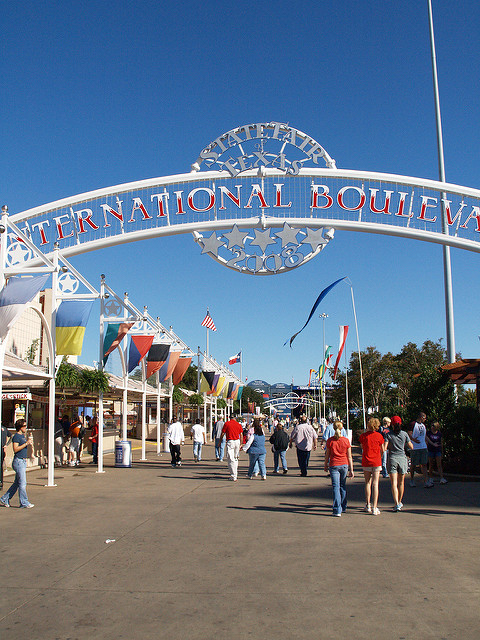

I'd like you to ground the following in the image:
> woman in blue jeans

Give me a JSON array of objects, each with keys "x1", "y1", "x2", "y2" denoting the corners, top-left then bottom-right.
[
  {"x1": 324, "y1": 421, "x2": 354, "y2": 516},
  {"x1": 0, "y1": 419, "x2": 34, "y2": 508},
  {"x1": 244, "y1": 422, "x2": 267, "y2": 480}
]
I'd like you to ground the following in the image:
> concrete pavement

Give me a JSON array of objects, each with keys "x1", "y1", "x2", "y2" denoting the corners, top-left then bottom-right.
[{"x1": 0, "y1": 440, "x2": 479, "y2": 639}]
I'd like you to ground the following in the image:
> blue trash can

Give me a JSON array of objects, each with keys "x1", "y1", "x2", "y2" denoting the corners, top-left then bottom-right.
[{"x1": 115, "y1": 440, "x2": 132, "y2": 467}]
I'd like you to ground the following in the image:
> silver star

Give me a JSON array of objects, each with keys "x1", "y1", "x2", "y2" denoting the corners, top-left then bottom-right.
[
  {"x1": 249, "y1": 228, "x2": 276, "y2": 253},
  {"x1": 104, "y1": 300, "x2": 122, "y2": 317},
  {"x1": 222, "y1": 225, "x2": 248, "y2": 249},
  {"x1": 301, "y1": 228, "x2": 328, "y2": 251},
  {"x1": 274, "y1": 223, "x2": 300, "y2": 247},
  {"x1": 58, "y1": 272, "x2": 79, "y2": 294},
  {"x1": 199, "y1": 232, "x2": 225, "y2": 257}
]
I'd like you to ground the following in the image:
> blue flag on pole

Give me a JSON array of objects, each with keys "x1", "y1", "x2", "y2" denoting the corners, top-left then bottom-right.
[{"x1": 285, "y1": 277, "x2": 347, "y2": 348}]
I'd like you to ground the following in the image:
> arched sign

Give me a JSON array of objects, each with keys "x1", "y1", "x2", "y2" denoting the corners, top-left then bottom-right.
[{"x1": 8, "y1": 122, "x2": 480, "y2": 275}]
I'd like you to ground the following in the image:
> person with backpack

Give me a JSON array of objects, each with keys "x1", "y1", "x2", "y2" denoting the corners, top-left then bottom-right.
[
  {"x1": 68, "y1": 415, "x2": 83, "y2": 466},
  {"x1": 269, "y1": 421, "x2": 289, "y2": 474}
]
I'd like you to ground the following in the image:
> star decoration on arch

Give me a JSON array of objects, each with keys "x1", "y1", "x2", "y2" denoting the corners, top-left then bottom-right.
[
  {"x1": 200, "y1": 232, "x2": 225, "y2": 257},
  {"x1": 222, "y1": 225, "x2": 249, "y2": 249},
  {"x1": 301, "y1": 227, "x2": 328, "y2": 251},
  {"x1": 58, "y1": 272, "x2": 79, "y2": 294},
  {"x1": 249, "y1": 228, "x2": 276, "y2": 253},
  {"x1": 274, "y1": 222, "x2": 300, "y2": 247},
  {"x1": 6, "y1": 242, "x2": 33, "y2": 266},
  {"x1": 104, "y1": 300, "x2": 123, "y2": 317}
]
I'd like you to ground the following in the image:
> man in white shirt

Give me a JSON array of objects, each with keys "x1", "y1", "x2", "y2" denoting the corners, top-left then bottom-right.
[
  {"x1": 167, "y1": 417, "x2": 185, "y2": 467},
  {"x1": 191, "y1": 420, "x2": 206, "y2": 462},
  {"x1": 408, "y1": 411, "x2": 429, "y2": 487}
]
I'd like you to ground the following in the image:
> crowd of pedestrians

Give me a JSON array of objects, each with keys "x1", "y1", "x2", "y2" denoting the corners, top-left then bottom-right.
[
  {"x1": 1, "y1": 410, "x2": 448, "y2": 513},
  {"x1": 165, "y1": 409, "x2": 449, "y2": 517}
]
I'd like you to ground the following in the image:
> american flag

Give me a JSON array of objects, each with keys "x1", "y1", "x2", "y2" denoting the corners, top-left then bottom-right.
[{"x1": 201, "y1": 310, "x2": 217, "y2": 331}]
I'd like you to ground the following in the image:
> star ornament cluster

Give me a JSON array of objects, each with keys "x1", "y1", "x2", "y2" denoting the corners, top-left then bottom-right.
[{"x1": 195, "y1": 222, "x2": 334, "y2": 275}]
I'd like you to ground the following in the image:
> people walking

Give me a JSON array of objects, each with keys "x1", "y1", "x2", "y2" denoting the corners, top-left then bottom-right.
[
  {"x1": 408, "y1": 411, "x2": 429, "y2": 487},
  {"x1": 379, "y1": 417, "x2": 391, "y2": 477},
  {"x1": 324, "y1": 420, "x2": 354, "y2": 516},
  {"x1": 88, "y1": 415, "x2": 99, "y2": 464},
  {"x1": 269, "y1": 421, "x2": 289, "y2": 474},
  {"x1": 358, "y1": 417, "x2": 386, "y2": 515},
  {"x1": 244, "y1": 422, "x2": 267, "y2": 479},
  {"x1": 426, "y1": 421, "x2": 447, "y2": 485},
  {"x1": 220, "y1": 416, "x2": 243, "y2": 481},
  {"x1": 0, "y1": 419, "x2": 34, "y2": 508},
  {"x1": 191, "y1": 419, "x2": 206, "y2": 462},
  {"x1": 167, "y1": 417, "x2": 185, "y2": 467},
  {"x1": 385, "y1": 415, "x2": 414, "y2": 511},
  {"x1": 213, "y1": 417, "x2": 225, "y2": 461},
  {"x1": 289, "y1": 416, "x2": 317, "y2": 477},
  {"x1": 1, "y1": 421, "x2": 11, "y2": 489},
  {"x1": 68, "y1": 415, "x2": 82, "y2": 466}
]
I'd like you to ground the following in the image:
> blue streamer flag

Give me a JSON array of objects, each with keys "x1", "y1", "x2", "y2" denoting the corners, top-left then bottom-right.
[{"x1": 285, "y1": 277, "x2": 347, "y2": 348}]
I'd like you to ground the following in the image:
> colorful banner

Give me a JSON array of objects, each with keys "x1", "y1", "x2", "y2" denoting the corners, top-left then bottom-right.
[{"x1": 56, "y1": 299, "x2": 95, "y2": 356}]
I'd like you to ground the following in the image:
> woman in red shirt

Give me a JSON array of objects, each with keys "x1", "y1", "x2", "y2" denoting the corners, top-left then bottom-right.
[
  {"x1": 324, "y1": 421, "x2": 354, "y2": 517},
  {"x1": 358, "y1": 417, "x2": 387, "y2": 516}
]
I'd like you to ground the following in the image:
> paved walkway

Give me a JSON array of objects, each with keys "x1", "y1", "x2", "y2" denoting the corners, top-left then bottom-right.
[{"x1": 1, "y1": 441, "x2": 479, "y2": 639}]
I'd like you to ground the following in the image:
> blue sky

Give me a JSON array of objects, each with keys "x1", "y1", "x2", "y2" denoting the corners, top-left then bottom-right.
[{"x1": 2, "y1": 0, "x2": 480, "y2": 385}]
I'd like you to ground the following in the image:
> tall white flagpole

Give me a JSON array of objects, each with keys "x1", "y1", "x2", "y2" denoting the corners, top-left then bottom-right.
[
  {"x1": 427, "y1": 0, "x2": 456, "y2": 364},
  {"x1": 348, "y1": 281, "x2": 366, "y2": 430}
]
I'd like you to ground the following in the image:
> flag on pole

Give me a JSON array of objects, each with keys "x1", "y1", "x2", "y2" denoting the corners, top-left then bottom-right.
[
  {"x1": 146, "y1": 343, "x2": 170, "y2": 378},
  {"x1": 228, "y1": 351, "x2": 241, "y2": 365},
  {"x1": 285, "y1": 277, "x2": 347, "y2": 347},
  {"x1": 201, "y1": 310, "x2": 217, "y2": 331},
  {"x1": 127, "y1": 335, "x2": 155, "y2": 374},
  {"x1": 318, "y1": 346, "x2": 332, "y2": 380},
  {"x1": 0, "y1": 274, "x2": 50, "y2": 341},
  {"x1": 56, "y1": 299, "x2": 95, "y2": 355},
  {"x1": 103, "y1": 322, "x2": 134, "y2": 364},
  {"x1": 158, "y1": 350, "x2": 181, "y2": 382},
  {"x1": 333, "y1": 325, "x2": 349, "y2": 380},
  {"x1": 200, "y1": 371, "x2": 216, "y2": 393},
  {"x1": 172, "y1": 356, "x2": 192, "y2": 385},
  {"x1": 308, "y1": 368, "x2": 317, "y2": 387}
]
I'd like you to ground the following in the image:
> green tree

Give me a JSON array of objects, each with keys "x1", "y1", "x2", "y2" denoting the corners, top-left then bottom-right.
[
  {"x1": 26, "y1": 338, "x2": 40, "y2": 365},
  {"x1": 390, "y1": 340, "x2": 448, "y2": 408}
]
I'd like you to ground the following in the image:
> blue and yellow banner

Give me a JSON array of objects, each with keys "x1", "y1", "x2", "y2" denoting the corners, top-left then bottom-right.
[{"x1": 56, "y1": 300, "x2": 94, "y2": 355}]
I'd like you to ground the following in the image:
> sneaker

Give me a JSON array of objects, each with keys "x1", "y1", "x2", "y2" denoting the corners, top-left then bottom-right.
[
  {"x1": 261, "y1": 476, "x2": 266, "y2": 480},
  {"x1": 333, "y1": 512, "x2": 342, "y2": 517},
  {"x1": 0, "y1": 499, "x2": 10, "y2": 508},
  {"x1": 254, "y1": 472, "x2": 259, "y2": 477},
  {"x1": 22, "y1": 503, "x2": 34, "y2": 509},
  {"x1": 372, "y1": 507, "x2": 380, "y2": 516},
  {"x1": 194, "y1": 455, "x2": 198, "y2": 463},
  {"x1": 392, "y1": 505, "x2": 399, "y2": 512},
  {"x1": 409, "y1": 479, "x2": 416, "y2": 487},
  {"x1": 398, "y1": 502, "x2": 403, "y2": 509},
  {"x1": 283, "y1": 469, "x2": 288, "y2": 474},
  {"x1": 425, "y1": 480, "x2": 434, "y2": 488},
  {"x1": 176, "y1": 462, "x2": 182, "y2": 467},
  {"x1": 364, "y1": 504, "x2": 372, "y2": 513},
  {"x1": 440, "y1": 477, "x2": 448, "y2": 484}
]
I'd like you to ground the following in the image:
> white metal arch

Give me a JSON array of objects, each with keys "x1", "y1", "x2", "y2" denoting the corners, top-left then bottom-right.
[{"x1": 7, "y1": 167, "x2": 480, "y2": 263}]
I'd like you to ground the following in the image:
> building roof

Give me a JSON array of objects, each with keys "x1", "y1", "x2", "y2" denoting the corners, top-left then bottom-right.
[
  {"x1": 441, "y1": 359, "x2": 480, "y2": 384},
  {"x1": 2, "y1": 352, "x2": 52, "y2": 386}
]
